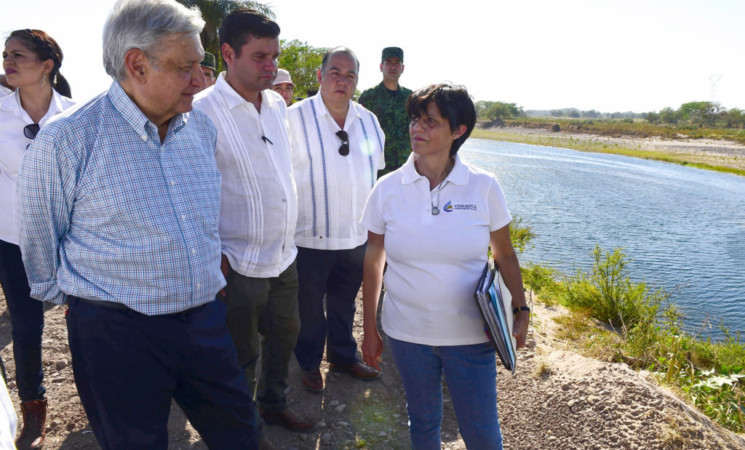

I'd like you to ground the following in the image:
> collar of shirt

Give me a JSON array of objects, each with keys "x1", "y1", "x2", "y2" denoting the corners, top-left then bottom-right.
[
  {"x1": 311, "y1": 91, "x2": 361, "y2": 131},
  {"x1": 0, "y1": 88, "x2": 74, "y2": 125},
  {"x1": 213, "y1": 72, "x2": 285, "y2": 114},
  {"x1": 108, "y1": 81, "x2": 188, "y2": 143},
  {"x1": 401, "y1": 153, "x2": 470, "y2": 187}
]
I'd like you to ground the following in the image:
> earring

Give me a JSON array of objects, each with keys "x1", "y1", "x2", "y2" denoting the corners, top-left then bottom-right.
[{"x1": 40, "y1": 74, "x2": 46, "y2": 87}]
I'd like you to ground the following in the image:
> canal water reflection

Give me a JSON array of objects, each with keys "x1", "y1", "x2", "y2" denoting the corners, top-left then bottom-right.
[{"x1": 460, "y1": 139, "x2": 745, "y2": 339}]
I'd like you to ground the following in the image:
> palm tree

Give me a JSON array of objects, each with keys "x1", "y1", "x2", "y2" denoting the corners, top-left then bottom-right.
[{"x1": 176, "y1": 0, "x2": 275, "y2": 70}]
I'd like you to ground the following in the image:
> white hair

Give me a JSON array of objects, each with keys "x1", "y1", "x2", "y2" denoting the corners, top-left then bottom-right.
[{"x1": 103, "y1": 0, "x2": 204, "y2": 81}]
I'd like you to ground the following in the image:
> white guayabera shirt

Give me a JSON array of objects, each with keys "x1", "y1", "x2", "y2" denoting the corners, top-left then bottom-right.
[
  {"x1": 288, "y1": 93, "x2": 385, "y2": 251},
  {"x1": 194, "y1": 73, "x2": 298, "y2": 279}
]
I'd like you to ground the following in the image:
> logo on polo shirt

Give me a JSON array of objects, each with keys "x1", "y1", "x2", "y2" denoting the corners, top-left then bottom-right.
[{"x1": 443, "y1": 201, "x2": 477, "y2": 213}]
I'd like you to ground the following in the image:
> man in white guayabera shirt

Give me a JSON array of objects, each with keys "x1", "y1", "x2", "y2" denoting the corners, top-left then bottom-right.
[
  {"x1": 193, "y1": 8, "x2": 314, "y2": 436},
  {"x1": 287, "y1": 46, "x2": 386, "y2": 393}
]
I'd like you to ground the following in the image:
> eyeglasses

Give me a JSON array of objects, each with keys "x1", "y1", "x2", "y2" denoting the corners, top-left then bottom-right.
[
  {"x1": 24, "y1": 123, "x2": 40, "y2": 149},
  {"x1": 336, "y1": 130, "x2": 349, "y2": 156}
]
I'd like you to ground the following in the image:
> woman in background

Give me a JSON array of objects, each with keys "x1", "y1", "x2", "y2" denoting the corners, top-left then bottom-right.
[
  {"x1": 0, "y1": 29, "x2": 74, "y2": 449},
  {"x1": 360, "y1": 83, "x2": 529, "y2": 449}
]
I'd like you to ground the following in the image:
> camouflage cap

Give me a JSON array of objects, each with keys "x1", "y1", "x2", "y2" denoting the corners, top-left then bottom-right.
[
  {"x1": 381, "y1": 47, "x2": 403, "y2": 62},
  {"x1": 200, "y1": 52, "x2": 216, "y2": 71}
]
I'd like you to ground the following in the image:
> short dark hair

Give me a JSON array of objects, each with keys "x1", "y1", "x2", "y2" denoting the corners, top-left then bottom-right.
[
  {"x1": 320, "y1": 46, "x2": 359, "y2": 75},
  {"x1": 219, "y1": 9, "x2": 279, "y2": 58},
  {"x1": 406, "y1": 83, "x2": 476, "y2": 157}
]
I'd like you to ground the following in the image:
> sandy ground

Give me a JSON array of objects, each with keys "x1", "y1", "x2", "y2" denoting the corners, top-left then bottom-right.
[
  {"x1": 481, "y1": 124, "x2": 745, "y2": 172},
  {"x1": 1, "y1": 290, "x2": 744, "y2": 449}
]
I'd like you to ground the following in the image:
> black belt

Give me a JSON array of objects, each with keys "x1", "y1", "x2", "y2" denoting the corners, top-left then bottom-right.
[{"x1": 71, "y1": 296, "x2": 133, "y2": 312}]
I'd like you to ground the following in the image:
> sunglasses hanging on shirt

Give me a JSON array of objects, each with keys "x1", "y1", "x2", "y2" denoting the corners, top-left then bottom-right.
[
  {"x1": 336, "y1": 130, "x2": 349, "y2": 156},
  {"x1": 24, "y1": 123, "x2": 40, "y2": 149}
]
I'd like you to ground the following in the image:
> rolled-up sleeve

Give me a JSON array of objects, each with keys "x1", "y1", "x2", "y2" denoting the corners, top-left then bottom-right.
[{"x1": 17, "y1": 124, "x2": 76, "y2": 304}]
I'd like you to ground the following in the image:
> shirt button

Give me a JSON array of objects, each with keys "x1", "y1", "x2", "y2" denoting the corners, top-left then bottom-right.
[
  {"x1": 196, "y1": 283, "x2": 201, "y2": 289},
  {"x1": 181, "y1": 214, "x2": 186, "y2": 220},
  {"x1": 170, "y1": 180, "x2": 175, "y2": 186},
  {"x1": 192, "y1": 248, "x2": 197, "y2": 255}
]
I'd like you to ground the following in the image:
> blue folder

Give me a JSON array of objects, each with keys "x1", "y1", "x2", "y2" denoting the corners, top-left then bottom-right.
[{"x1": 475, "y1": 259, "x2": 517, "y2": 374}]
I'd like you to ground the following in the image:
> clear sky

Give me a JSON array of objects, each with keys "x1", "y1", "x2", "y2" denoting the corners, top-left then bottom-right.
[{"x1": 2, "y1": 0, "x2": 743, "y2": 113}]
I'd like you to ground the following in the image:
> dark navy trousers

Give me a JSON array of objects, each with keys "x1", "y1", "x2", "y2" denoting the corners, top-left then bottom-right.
[
  {"x1": 294, "y1": 244, "x2": 366, "y2": 371},
  {"x1": 0, "y1": 240, "x2": 45, "y2": 401},
  {"x1": 66, "y1": 296, "x2": 258, "y2": 449}
]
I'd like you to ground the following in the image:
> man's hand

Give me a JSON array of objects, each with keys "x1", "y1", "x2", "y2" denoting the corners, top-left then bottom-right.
[{"x1": 219, "y1": 254, "x2": 229, "y2": 297}]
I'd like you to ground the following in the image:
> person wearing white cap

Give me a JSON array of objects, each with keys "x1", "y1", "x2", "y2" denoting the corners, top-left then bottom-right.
[{"x1": 272, "y1": 68, "x2": 294, "y2": 106}]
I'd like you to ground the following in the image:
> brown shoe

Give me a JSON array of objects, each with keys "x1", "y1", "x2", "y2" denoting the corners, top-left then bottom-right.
[
  {"x1": 301, "y1": 369, "x2": 323, "y2": 392},
  {"x1": 330, "y1": 361, "x2": 380, "y2": 380},
  {"x1": 16, "y1": 399, "x2": 47, "y2": 450},
  {"x1": 260, "y1": 406, "x2": 315, "y2": 433}
]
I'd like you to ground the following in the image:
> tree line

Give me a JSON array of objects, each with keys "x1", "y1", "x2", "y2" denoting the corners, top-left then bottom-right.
[
  {"x1": 476, "y1": 99, "x2": 745, "y2": 129},
  {"x1": 645, "y1": 102, "x2": 745, "y2": 128}
]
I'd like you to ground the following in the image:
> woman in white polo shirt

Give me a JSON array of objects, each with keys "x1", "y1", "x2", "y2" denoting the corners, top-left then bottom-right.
[
  {"x1": 1, "y1": 29, "x2": 74, "y2": 449},
  {"x1": 360, "y1": 83, "x2": 529, "y2": 449}
]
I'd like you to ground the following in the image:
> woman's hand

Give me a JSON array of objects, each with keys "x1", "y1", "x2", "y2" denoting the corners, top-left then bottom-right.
[
  {"x1": 362, "y1": 328, "x2": 383, "y2": 371},
  {"x1": 361, "y1": 231, "x2": 386, "y2": 371},
  {"x1": 490, "y1": 226, "x2": 530, "y2": 349},
  {"x1": 512, "y1": 310, "x2": 530, "y2": 349}
]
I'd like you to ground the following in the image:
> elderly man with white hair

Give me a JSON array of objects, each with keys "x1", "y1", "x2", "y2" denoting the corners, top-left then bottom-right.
[{"x1": 16, "y1": 0, "x2": 259, "y2": 447}]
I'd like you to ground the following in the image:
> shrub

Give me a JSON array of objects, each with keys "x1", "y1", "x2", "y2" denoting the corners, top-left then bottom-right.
[
  {"x1": 522, "y1": 263, "x2": 560, "y2": 303},
  {"x1": 559, "y1": 246, "x2": 666, "y2": 332},
  {"x1": 509, "y1": 217, "x2": 536, "y2": 254},
  {"x1": 532, "y1": 243, "x2": 745, "y2": 433}
]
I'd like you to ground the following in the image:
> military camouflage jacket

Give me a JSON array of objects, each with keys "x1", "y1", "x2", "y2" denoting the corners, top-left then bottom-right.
[{"x1": 359, "y1": 82, "x2": 413, "y2": 174}]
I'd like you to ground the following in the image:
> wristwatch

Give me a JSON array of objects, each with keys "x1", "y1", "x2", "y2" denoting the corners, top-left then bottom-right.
[{"x1": 512, "y1": 306, "x2": 530, "y2": 315}]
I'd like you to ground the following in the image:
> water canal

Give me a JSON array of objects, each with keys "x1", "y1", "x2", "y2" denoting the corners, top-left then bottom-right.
[{"x1": 460, "y1": 139, "x2": 745, "y2": 339}]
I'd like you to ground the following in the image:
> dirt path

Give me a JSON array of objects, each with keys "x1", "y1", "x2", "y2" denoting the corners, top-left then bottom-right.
[{"x1": 1, "y1": 293, "x2": 743, "y2": 449}]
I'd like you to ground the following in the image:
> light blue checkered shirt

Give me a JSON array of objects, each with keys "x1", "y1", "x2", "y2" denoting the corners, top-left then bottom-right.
[{"x1": 17, "y1": 82, "x2": 225, "y2": 315}]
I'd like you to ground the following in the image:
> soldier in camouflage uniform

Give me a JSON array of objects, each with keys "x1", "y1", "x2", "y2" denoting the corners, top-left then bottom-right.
[{"x1": 359, "y1": 47, "x2": 412, "y2": 175}]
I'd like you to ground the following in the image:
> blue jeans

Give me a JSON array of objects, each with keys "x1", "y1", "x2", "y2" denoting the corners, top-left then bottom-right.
[
  {"x1": 388, "y1": 337, "x2": 503, "y2": 450},
  {"x1": 0, "y1": 240, "x2": 45, "y2": 401}
]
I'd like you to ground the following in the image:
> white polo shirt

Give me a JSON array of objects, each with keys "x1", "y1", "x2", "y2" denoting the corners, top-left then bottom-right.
[
  {"x1": 288, "y1": 94, "x2": 385, "y2": 250},
  {"x1": 194, "y1": 74, "x2": 298, "y2": 278},
  {"x1": 360, "y1": 154, "x2": 512, "y2": 346},
  {"x1": 0, "y1": 89, "x2": 75, "y2": 245}
]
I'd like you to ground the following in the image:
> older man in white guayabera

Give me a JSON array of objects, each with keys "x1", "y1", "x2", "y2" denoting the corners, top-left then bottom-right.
[{"x1": 287, "y1": 47, "x2": 386, "y2": 394}]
